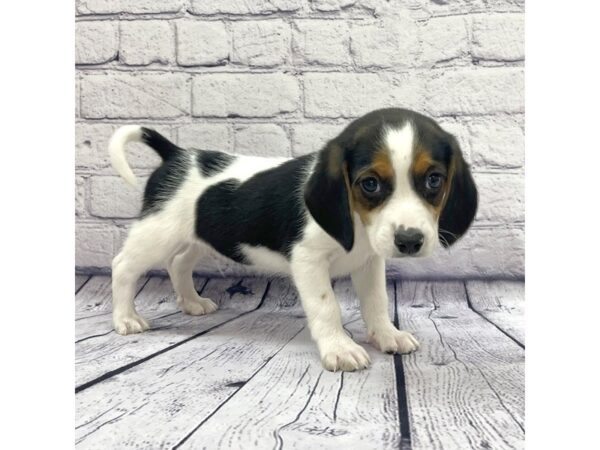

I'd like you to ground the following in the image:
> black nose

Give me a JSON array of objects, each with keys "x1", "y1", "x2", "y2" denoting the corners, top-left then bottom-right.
[{"x1": 394, "y1": 227, "x2": 424, "y2": 255}]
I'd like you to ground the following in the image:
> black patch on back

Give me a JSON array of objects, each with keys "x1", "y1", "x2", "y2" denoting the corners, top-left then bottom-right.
[
  {"x1": 141, "y1": 152, "x2": 190, "y2": 218},
  {"x1": 197, "y1": 150, "x2": 235, "y2": 177},
  {"x1": 195, "y1": 155, "x2": 313, "y2": 263}
]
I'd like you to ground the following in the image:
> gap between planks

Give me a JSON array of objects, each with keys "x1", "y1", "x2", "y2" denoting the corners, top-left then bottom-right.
[
  {"x1": 75, "y1": 277, "x2": 271, "y2": 393},
  {"x1": 396, "y1": 280, "x2": 524, "y2": 450},
  {"x1": 75, "y1": 276, "x2": 524, "y2": 450}
]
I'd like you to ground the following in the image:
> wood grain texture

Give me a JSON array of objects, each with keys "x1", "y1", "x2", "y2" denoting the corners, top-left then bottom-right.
[
  {"x1": 76, "y1": 275, "x2": 91, "y2": 293},
  {"x1": 274, "y1": 280, "x2": 401, "y2": 450},
  {"x1": 465, "y1": 280, "x2": 525, "y2": 346},
  {"x1": 75, "y1": 277, "x2": 265, "y2": 387},
  {"x1": 75, "y1": 278, "x2": 307, "y2": 449},
  {"x1": 396, "y1": 281, "x2": 524, "y2": 450},
  {"x1": 179, "y1": 279, "x2": 402, "y2": 450},
  {"x1": 75, "y1": 277, "x2": 207, "y2": 341},
  {"x1": 74, "y1": 277, "x2": 525, "y2": 450},
  {"x1": 75, "y1": 275, "x2": 148, "y2": 320}
]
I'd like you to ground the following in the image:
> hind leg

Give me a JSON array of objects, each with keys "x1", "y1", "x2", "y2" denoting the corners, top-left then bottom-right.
[
  {"x1": 112, "y1": 217, "x2": 185, "y2": 335},
  {"x1": 167, "y1": 243, "x2": 218, "y2": 316}
]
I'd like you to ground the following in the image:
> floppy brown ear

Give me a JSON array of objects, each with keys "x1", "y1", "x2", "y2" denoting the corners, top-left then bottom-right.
[
  {"x1": 439, "y1": 137, "x2": 478, "y2": 247},
  {"x1": 304, "y1": 142, "x2": 354, "y2": 252}
]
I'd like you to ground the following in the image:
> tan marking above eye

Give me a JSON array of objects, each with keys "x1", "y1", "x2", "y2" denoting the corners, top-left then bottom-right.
[
  {"x1": 371, "y1": 149, "x2": 395, "y2": 180},
  {"x1": 412, "y1": 148, "x2": 435, "y2": 177},
  {"x1": 348, "y1": 150, "x2": 395, "y2": 225},
  {"x1": 411, "y1": 145, "x2": 453, "y2": 215}
]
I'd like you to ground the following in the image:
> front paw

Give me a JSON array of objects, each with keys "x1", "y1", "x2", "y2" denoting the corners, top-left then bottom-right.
[
  {"x1": 368, "y1": 326, "x2": 420, "y2": 354},
  {"x1": 113, "y1": 313, "x2": 150, "y2": 335},
  {"x1": 178, "y1": 295, "x2": 218, "y2": 316},
  {"x1": 319, "y1": 337, "x2": 371, "y2": 372}
]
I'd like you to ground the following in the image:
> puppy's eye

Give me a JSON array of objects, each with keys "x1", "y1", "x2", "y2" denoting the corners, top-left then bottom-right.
[
  {"x1": 426, "y1": 173, "x2": 443, "y2": 190},
  {"x1": 360, "y1": 177, "x2": 380, "y2": 194}
]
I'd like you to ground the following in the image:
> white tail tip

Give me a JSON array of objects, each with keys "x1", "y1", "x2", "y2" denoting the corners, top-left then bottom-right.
[{"x1": 108, "y1": 125, "x2": 144, "y2": 186}]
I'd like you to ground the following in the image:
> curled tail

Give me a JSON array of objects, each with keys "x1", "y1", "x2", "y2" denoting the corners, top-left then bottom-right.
[{"x1": 108, "y1": 126, "x2": 180, "y2": 186}]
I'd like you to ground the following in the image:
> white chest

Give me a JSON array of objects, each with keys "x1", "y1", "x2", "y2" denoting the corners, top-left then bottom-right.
[{"x1": 328, "y1": 237, "x2": 374, "y2": 277}]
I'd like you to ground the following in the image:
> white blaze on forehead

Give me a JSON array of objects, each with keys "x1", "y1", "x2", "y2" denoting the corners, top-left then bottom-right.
[
  {"x1": 364, "y1": 122, "x2": 438, "y2": 258},
  {"x1": 384, "y1": 122, "x2": 415, "y2": 191}
]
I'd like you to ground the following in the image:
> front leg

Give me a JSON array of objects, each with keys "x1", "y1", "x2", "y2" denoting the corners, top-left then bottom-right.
[
  {"x1": 291, "y1": 254, "x2": 370, "y2": 372},
  {"x1": 351, "y1": 256, "x2": 419, "y2": 354}
]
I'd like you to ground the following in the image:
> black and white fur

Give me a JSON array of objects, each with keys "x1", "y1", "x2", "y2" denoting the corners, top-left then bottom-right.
[{"x1": 108, "y1": 108, "x2": 478, "y2": 372}]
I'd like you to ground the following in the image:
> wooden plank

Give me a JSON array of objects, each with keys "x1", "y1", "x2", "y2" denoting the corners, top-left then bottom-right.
[
  {"x1": 270, "y1": 280, "x2": 401, "y2": 449},
  {"x1": 75, "y1": 277, "x2": 261, "y2": 387},
  {"x1": 178, "y1": 279, "x2": 403, "y2": 449},
  {"x1": 397, "y1": 281, "x2": 525, "y2": 450},
  {"x1": 75, "y1": 278, "x2": 306, "y2": 449},
  {"x1": 75, "y1": 276, "x2": 148, "y2": 319},
  {"x1": 75, "y1": 276, "x2": 112, "y2": 316},
  {"x1": 75, "y1": 277, "x2": 203, "y2": 341},
  {"x1": 465, "y1": 281, "x2": 525, "y2": 346},
  {"x1": 76, "y1": 275, "x2": 91, "y2": 293}
]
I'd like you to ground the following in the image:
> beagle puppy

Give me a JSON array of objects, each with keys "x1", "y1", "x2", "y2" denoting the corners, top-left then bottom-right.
[{"x1": 108, "y1": 108, "x2": 478, "y2": 372}]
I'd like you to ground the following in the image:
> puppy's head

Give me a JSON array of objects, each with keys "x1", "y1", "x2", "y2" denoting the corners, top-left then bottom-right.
[{"x1": 304, "y1": 108, "x2": 478, "y2": 258}]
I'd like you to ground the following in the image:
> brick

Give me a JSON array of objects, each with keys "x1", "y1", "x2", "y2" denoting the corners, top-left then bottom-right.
[
  {"x1": 468, "y1": 116, "x2": 524, "y2": 169},
  {"x1": 75, "y1": 224, "x2": 117, "y2": 268},
  {"x1": 192, "y1": 74, "x2": 300, "y2": 117},
  {"x1": 311, "y1": 0, "x2": 356, "y2": 11},
  {"x1": 232, "y1": 20, "x2": 290, "y2": 67},
  {"x1": 291, "y1": 123, "x2": 343, "y2": 156},
  {"x1": 189, "y1": 0, "x2": 302, "y2": 15},
  {"x1": 75, "y1": 3, "x2": 525, "y2": 278},
  {"x1": 387, "y1": 227, "x2": 524, "y2": 279},
  {"x1": 177, "y1": 21, "x2": 230, "y2": 67},
  {"x1": 76, "y1": 123, "x2": 171, "y2": 169},
  {"x1": 76, "y1": 123, "x2": 115, "y2": 168},
  {"x1": 177, "y1": 123, "x2": 232, "y2": 151},
  {"x1": 350, "y1": 18, "x2": 419, "y2": 68},
  {"x1": 120, "y1": 21, "x2": 174, "y2": 65},
  {"x1": 235, "y1": 124, "x2": 290, "y2": 157},
  {"x1": 81, "y1": 73, "x2": 190, "y2": 119},
  {"x1": 76, "y1": 176, "x2": 87, "y2": 217},
  {"x1": 461, "y1": 227, "x2": 524, "y2": 278},
  {"x1": 356, "y1": 0, "x2": 398, "y2": 17},
  {"x1": 485, "y1": 0, "x2": 525, "y2": 11},
  {"x1": 304, "y1": 73, "x2": 422, "y2": 118},
  {"x1": 89, "y1": 176, "x2": 144, "y2": 218},
  {"x1": 423, "y1": 68, "x2": 524, "y2": 115},
  {"x1": 418, "y1": 16, "x2": 469, "y2": 67},
  {"x1": 413, "y1": 0, "x2": 525, "y2": 20},
  {"x1": 472, "y1": 14, "x2": 525, "y2": 61},
  {"x1": 75, "y1": 21, "x2": 118, "y2": 64},
  {"x1": 75, "y1": 76, "x2": 81, "y2": 118},
  {"x1": 76, "y1": 0, "x2": 185, "y2": 14},
  {"x1": 293, "y1": 20, "x2": 350, "y2": 66},
  {"x1": 473, "y1": 173, "x2": 524, "y2": 224}
]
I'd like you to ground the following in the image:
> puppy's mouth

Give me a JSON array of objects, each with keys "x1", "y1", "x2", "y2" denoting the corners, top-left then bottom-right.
[{"x1": 391, "y1": 249, "x2": 427, "y2": 259}]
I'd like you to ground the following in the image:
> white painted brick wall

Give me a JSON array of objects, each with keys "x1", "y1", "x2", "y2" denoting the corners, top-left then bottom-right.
[
  {"x1": 177, "y1": 21, "x2": 230, "y2": 66},
  {"x1": 232, "y1": 20, "x2": 291, "y2": 67},
  {"x1": 75, "y1": 0, "x2": 524, "y2": 279},
  {"x1": 293, "y1": 20, "x2": 351, "y2": 66},
  {"x1": 119, "y1": 21, "x2": 175, "y2": 65}
]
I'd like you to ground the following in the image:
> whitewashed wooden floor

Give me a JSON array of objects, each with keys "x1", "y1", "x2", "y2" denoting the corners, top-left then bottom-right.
[{"x1": 75, "y1": 275, "x2": 524, "y2": 450}]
